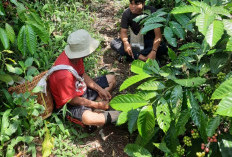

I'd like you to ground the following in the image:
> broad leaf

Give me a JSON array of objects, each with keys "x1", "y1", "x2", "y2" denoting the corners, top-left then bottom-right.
[
  {"x1": 116, "y1": 111, "x2": 128, "y2": 126},
  {"x1": 137, "y1": 106, "x2": 155, "y2": 138},
  {"x1": 136, "y1": 91, "x2": 157, "y2": 101},
  {"x1": 141, "y1": 23, "x2": 163, "y2": 35},
  {"x1": 0, "y1": 28, "x2": 10, "y2": 49},
  {"x1": 27, "y1": 21, "x2": 49, "y2": 43},
  {"x1": 42, "y1": 128, "x2": 54, "y2": 157},
  {"x1": 212, "y1": 6, "x2": 231, "y2": 18},
  {"x1": 190, "y1": 1, "x2": 212, "y2": 14},
  {"x1": 131, "y1": 60, "x2": 146, "y2": 74},
  {"x1": 156, "y1": 103, "x2": 171, "y2": 133},
  {"x1": 25, "y1": 57, "x2": 34, "y2": 68},
  {"x1": 135, "y1": 128, "x2": 158, "y2": 147},
  {"x1": 164, "y1": 121, "x2": 179, "y2": 152},
  {"x1": 110, "y1": 94, "x2": 148, "y2": 112},
  {"x1": 5, "y1": 23, "x2": 15, "y2": 44},
  {"x1": 226, "y1": 37, "x2": 232, "y2": 51},
  {"x1": 178, "y1": 42, "x2": 201, "y2": 51},
  {"x1": 17, "y1": 25, "x2": 27, "y2": 55},
  {"x1": 137, "y1": 79, "x2": 165, "y2": 91},
  {"x1": 153, "y1": 142, "x2": 171, "y2": 154},
  {"x1": 167, "y1": 48, "x2": 177, "y2": 61},
  {"x1": 215, "y1": 93, "x2": 232, "y2": 117},
  {"x1": 5, "y1": 64, "x2": 23, "y2": 75},
  {"x1": 206, "y1": 116, "x2": 221, "y2": 137},
  {"x1": 1, "y1": 109, "x2": 11, "y2": 136},
  {"x1": 171, "y1": 6, "x2": 201, "y2": 14},
  {"x1": 133, "y1": 14, "x2": 148, "y2": 23},
  {"x1": 223, "y1": 19, "x2": 232, "y2": 36},
  {"x1": 218, "y1": 134, "x2": 232, "y2": 157},
  {"x1": 196, "y1": 14, "x2": 215, "y2": 36},
  {"x1": 212, "y1": 78, "x2": 232, "y2": 99},
  {"x1": 164, "y1": 26, "x2": 177, "y2": 47},
  {"x1": 174, "y1": 77, "x2": 206, "y2": 87},
  {"x1": 176, "y1": 109, "x2": 190, "y2": 136},
  {"x1": 124, "y1": 144, "x2": 152, "y2": 157},
  {"x1": 120, "y1": 74, "x2": 151, "y2": 91},
  {"x1": 210, "y1": 52, "x2": 229, "y2": 74},
  {"x1": 169, "y1": 21, "x2": 185, "y2": 39},
  {"x1": 0, "y1": 74, "x2": 13, "y2": 84},
  {"x1": 170, "y1": 85, "x2": 183, "y2": 107},
  {"x1": 25, "y1": 25, "x2": 37, "y2": 54},
  {"x1": 206, "y1": 20, "x2": 224, "y2": 47},
  {"x1": 174, "y1": 14, "x2": 193, "y2": 32},
  {"x1": 144, "y1": 17, "x2": 166, "y2": 25},
  {"x1": 128, "y1": 109, "x2": 140, "y2": 134}
]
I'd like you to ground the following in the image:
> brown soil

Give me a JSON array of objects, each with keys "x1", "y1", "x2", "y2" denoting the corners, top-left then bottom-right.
[{"x1": 80, "y1": 0, "x2": 135, "y2": 156}]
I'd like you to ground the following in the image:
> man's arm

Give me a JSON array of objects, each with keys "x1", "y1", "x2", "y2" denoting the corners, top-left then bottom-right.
[
  {"x1": 82, "y1": 73, "x2": 111, "y2": 100},
  {"x1": 147, "y1": 27, "x2": 162, "y2": 60},
  {"x1": 120, "y1": 28, "x2": 134, "y2": 58},
  {"x1": 69, "y1": 96, "x2": 109, "y2": 110}
]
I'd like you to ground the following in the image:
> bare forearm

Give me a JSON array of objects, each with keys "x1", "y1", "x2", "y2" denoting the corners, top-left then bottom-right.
[
  {"x1": 83, "y1": 73, "x2": 102, "y2": 93},
  {"x1": 148, "y1": 28, "x2": 162, "y2": 60},
  {"x1": 69, "y1": 96, "x2": 97, "y2": 108},
  {"x1": 120, "y1": 28, "x2": 129, "y2": 45}
]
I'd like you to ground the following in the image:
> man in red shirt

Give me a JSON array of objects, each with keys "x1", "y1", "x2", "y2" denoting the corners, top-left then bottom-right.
[{"x1": 49, "y1": 29, "x2": 118, "y2": 126}]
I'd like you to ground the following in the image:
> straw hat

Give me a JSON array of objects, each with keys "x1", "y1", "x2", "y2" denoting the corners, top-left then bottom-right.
[{"x1": 65, "y1": 29, "x2": 100, "y2": 59}]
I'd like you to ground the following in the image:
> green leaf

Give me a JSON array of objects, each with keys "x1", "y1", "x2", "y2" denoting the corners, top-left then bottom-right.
[
  {"x1": 137, "y1": 106, "x2": 155, "y2": 138},
  {"x1": 27, "y1": 22, "x2": 49, "y2": 43},
  {"x1": 206, "y1": 116, "x2": 221, "y2": 137},
  {"x1": 164, "y1": 121, "x2": 179, "y2": 152},
  {"x1": 226, "y1": 37, "x2": 232, "y2": 51},
  {"x1": 190, "y1": 1, "x2": 212, "y2": 14},
  {"x1": 164, "y1": 26, "x2": 177, "y2": 47},
  {"x1": 120, "y1": 74, "x2": 151, "y2": 91},
  {"x1": 25, "y1": 25, "x2": 37, "y2": 54},
  {"x1": 124, "y1": 144, "x2": 152, "y2": 157},
  {"x1": 0, "y1": 1, "x2": 5, "y2": 16},
  {"x1": 176, "y1": 109, "x2": 190, "y2": 136},
  {"x1": 16, "y1": 2, "x2": 26, "y2": 21},
  {"x1": 137, "y1": 79, "x2": 165, "y2": 91},
  {"x1": 178, "y1": 42, "x2": 201, "y2": 51},
  {"x1": 196, "y1": 14, "x2": 215, "y2": 36},
  {"x1": 156, "y1": 103, "x2": 171, "y2": 133},
  {"x1": 131, "y1": 60, "x2": 146, "y2": 74},
  {"x1": 42, "y1": 127, "x2": 54, "y2": 157},
  {"x1": 0, "y1": 28, "x2": 10, "y2": 49},
  {"x1": 170, "y1": 85, "x2": 183, "y2": 107},
  {"x1": 136, "y1": 91, "x2": 157, "y2": 101},
  {"x1": 133, "y1": 14, "x2": 148, "y2": 23},
  {"x1": 218, "y1": 134, "x2": 232, "y2": 157},
  {"x1": 171, "y1": 6, "x2": 201, "y2": 14},
  {"x1": 110, "y1": 94, "x2": 148, "y2": 112},
  {"x1": 215, "y1": 93, "x2": 232, "y2": 117},
  {"x1": 5, "y1": 23, "x2": 15, "y2": 44},
  {"x1": 153, "y1": 142, "x2": 171, "y2": 154},
  {"x1": 135, "y1": 128, "x2": 158, "y2": 147},
  {"x1": 1, "y1": 109, "x2": 11, "y2": 137},
  {"x1": 116, "y1": 111, "x2": 128, "y2": 126},
  {"x1": 223, "y1": 19, "x2": 232, "y2": 36},
  {"x1": 167, "y1": 48, "x2": 177, "y2": 61},
  {"x1": 52, "y1": 114, "x2": 65, "y2": 134},
  {"x1": 144, "y1": 17, "x2": 166, "y2": 25},
  {"x1": 25, "y1": 57, "x2": 34, "y2": 68},
  {"x1": 0, "y1": 74, "x2": 13, "y2": 84},
  {"x1": 210, "y1": 52, "x2": 229, "y2": 74},
  {"x1": 141, "y1": 23, "x2": 163, "y2": 35},
  {"x1": 174, "y1": 77, "x2": 206, "y2": 87},
  {"x1": 128, "y1": 109, "x2": 139, "y2": 134},
  {"x1": 212, "y1": 77, "x2": 232, "y2": 99},
  {"x1": 169, "y1": 21, "x2": 185, "y2": 39},
  {"x1": 212, "y1": 6, "x2": 231, "y2": 18},
  {"x1": 17, "y1": 25, "x2": 27, "y2": 55},
  {"x1": 5, "y1": 64, "x2": 23, "y2": 75},
  {"x1": 206, "y1": 20, "x2": 224, "y2": 47},
  {"x1": 173, "y1": 14, "x2": 193, "y2": 32}
]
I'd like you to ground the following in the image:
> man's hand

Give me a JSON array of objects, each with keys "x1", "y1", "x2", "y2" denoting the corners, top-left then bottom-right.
[
  {"x1": 98, "y1": 88, "x2": 112, "y2": 101},
  {"x1": 96, "y1": 100, "x2": 109, "y2": 110},
  {"x1": 124, "y1": 42, "x2": 134, "y2": 58}
]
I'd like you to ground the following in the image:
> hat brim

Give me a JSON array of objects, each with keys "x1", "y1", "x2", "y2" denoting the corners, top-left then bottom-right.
[{"x1": 65, "y1": 36, "x2": 100, "y2": 59}]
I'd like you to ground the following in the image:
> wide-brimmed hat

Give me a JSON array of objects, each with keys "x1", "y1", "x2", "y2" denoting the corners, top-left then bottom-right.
[{"x1": 65, "y1": 29, "x2": 100, "y2": 59}]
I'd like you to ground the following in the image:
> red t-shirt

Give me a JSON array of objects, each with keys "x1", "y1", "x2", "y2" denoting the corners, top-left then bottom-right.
[{"x1": 49, "y1": 51, "x2": 85, "y2": 109}]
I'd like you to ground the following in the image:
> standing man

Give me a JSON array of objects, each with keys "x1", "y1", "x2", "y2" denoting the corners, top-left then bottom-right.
[
  {"x1": 49, "y1": 29, "x2": 119, "y2": 126},
  {"x1": 111, "y1": 0, "x2": 167, "y2": 62}
]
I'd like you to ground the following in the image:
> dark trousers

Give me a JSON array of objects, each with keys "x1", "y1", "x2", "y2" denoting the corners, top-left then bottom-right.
[{"x1": 110, "y1": 38, "x2": 168, "y2": 61}]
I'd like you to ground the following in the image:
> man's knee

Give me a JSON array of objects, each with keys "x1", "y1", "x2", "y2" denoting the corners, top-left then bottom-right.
[
  {"x1": 106, "y1": 74, "x2": 116, "y2": 88},
  {"x1": 82, "y1": 110, "x2": 105, "y2": 126}
]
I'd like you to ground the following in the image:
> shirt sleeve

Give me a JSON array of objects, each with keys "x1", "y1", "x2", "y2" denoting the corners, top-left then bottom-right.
[{"x1": 121, "y1": 9, "x2": 129, "y2": 29}]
